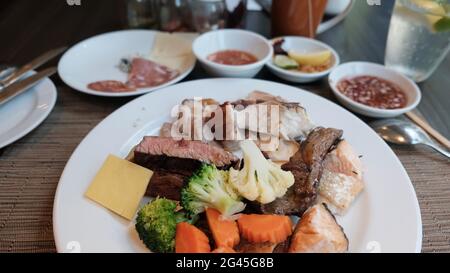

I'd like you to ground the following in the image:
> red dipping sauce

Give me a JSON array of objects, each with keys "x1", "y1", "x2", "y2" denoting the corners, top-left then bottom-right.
[
  {"x1": 337, "y1": 76, "x2": 408, "y2": 109},
  {"x1": 207, "y1": 50, "x2": 258, "y2": 65}
]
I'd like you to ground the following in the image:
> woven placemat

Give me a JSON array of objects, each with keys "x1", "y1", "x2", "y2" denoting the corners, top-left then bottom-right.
[{"x1": 0, "y1": 87, "x2": 449, "y2": 253}]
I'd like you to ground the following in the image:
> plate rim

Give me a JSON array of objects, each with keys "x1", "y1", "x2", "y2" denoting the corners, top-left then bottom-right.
[
  {"x1": 317, "y1": 0, "x2": 355, "y2": 34},
  {"x1": 53, "y1": 78, "x2": 422, "y2": 253},
  {"x1": 57, "y1": 29, "x2": 196, "y2": 98},
  {"x1": 0, "y1": 76, "x2": 57, "y2": 149}
]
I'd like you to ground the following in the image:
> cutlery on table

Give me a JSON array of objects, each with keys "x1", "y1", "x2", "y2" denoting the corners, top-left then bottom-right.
[
  {"x1": 0, "y1": 46, "x2": 67, "y2": 91},
  {"x1": 405, "y1": 111, "x2": 450, "y2": 150},
  {"x1": 0, "y1": 67, "x2": 57, "y2": 106},
  {"x1": 370, "y1": 119, "x2": 450, "y2": 159},
  {"x1": 0, "y1": 65, "x2": 16, "y2": 80}
]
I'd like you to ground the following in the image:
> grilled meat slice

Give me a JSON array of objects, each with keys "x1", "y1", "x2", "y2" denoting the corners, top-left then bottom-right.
[
  {"x1": 134, "y1": 137, "x2": 239, "y2": 169},
  {"x1": 257, "y1": 127, "x2": 343, "y2": 216},
  {"x1": 145, "y1": 171, "x2": 186, "y2": 201},
  {"x1": 301, "y1": 127, "x2": 344, "y2": 167},
  {"x1": 134, "y1": 137, "x2": 239, "y2": 200}
]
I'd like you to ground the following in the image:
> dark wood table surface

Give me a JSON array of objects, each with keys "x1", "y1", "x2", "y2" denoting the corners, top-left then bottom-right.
[{"x1": 0, "y1": 0, "x2": 449, "y2": 253}]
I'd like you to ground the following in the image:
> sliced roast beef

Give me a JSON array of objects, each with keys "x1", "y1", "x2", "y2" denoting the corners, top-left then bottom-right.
[
  {"x1": 134, "y1": 137, "x2": 238, "y2": 168},
  {"x1": 256, "y1": 127, "x2": 343, "y2": 216},
  {"x1": 145, "y1": 171, "x2": 185, "y2": 201},
  {"x1": 134, "y1": 137, "x2": 239, "y2": 201}
]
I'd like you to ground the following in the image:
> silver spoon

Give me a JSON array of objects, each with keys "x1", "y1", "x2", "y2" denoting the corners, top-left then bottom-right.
[{"x1": 370, "y1": 119, "x2": 450, "y2": 159}]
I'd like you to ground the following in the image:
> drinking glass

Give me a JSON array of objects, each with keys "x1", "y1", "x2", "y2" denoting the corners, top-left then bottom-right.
[
  {"x1": 190, "y1": 0, "x2": 228, "y2": 33},
  {"x1": 126, "y1": 0, "x2": 159, "y2": 29},
  {"x1": 385, "y1": 0, "x2": 450, "y2": 82}
]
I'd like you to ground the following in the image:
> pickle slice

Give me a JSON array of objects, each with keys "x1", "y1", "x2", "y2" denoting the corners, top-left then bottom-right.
[{"x1": 273, "y1": 55, "x2": 299, "y2": 70}]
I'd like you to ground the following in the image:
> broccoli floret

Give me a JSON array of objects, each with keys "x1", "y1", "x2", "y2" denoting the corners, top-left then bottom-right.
[
  {"x1": 135, "y1": 198, "x2": 190, "y2": 253},
  {"x1": 181, "y1": 164, "x2": 246, "y2": 218}
]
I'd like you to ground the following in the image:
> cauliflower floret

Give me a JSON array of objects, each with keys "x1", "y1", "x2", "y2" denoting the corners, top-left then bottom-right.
[{"x1": 229, "y1": 140, "x2": 295, "y2": 204}]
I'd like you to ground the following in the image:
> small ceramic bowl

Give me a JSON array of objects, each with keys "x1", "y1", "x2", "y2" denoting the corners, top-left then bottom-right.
[
  {"x1": 192, "y1": 29, "x2": 273, "y2": 78},
  {"x1": 265, "y1": 36, "x2": 340, "y2": 83},
  {"x1": 329, "y1": 62, "x2": 422, "y2": 118}
]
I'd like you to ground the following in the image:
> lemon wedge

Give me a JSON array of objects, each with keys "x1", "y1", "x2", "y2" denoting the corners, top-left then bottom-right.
[{"x1": 288, "y1": 50, "x2": 332, "y2": 66}]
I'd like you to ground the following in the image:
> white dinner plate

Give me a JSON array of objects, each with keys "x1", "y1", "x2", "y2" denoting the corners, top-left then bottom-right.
[
  {"x1": 58, "y1": 30, "x2": 196, "y2": 97},
  {"x1": 0, "y1": 74, "x2": 57, "y2": 149},
  {"x1": 53, "y1": 79, "x2": 422, "y2": 253}
]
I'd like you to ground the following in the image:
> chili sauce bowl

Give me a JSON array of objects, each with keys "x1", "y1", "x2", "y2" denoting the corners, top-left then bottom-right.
[
  {"x1": 192, "y1": 29, "x2": 273, "y2": 78},
  {"x1": 265, "y1": 37, "x2": 340, "y2": 83},
  {"x1": 329, "y1": 62, "x2": 422, "y2": 118}
]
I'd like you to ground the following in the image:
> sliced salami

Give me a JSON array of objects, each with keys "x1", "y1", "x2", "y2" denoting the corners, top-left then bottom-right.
[
  {"x1": 126, "y1": 58, "x2": 179, "y2": 88},
  {"x1": 87, "y1": 80, "x2": 136, "y2": 93}
]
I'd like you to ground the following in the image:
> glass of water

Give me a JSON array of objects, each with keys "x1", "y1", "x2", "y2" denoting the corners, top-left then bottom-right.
[
  {"x1": 385, "y1": 0, "x2": 450, "y2": 82},
  {"x1": 127, "y1": 0, "x2": 159, "y2": 29}
]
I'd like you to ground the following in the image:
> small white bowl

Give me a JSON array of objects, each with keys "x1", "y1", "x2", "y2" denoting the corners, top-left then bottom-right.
[
  {"x1": 329, "y1": 62, "x2": 422, "y2": 118},
  {"x1": 265, "y1": 37, "x2": 340, "y2": 83},
  {"x1": 192, "y1": 29, "x2": 273, "y2": 78}
]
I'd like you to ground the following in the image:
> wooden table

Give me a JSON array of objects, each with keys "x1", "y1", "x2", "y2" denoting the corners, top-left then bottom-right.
[{"x1": 0, "y1": 0, "x2": 449, "y2": 253}]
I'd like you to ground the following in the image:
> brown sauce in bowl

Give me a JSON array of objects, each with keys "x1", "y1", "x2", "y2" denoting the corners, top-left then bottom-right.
[
  {"x1": 207, "y1": 50, "x2": 258, "y2": 65},
  {"x1": 337, "y1": 76, "x2": 408, "y2": 109}
]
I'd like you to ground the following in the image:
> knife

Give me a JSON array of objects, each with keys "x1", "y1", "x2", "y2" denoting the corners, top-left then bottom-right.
[
  {"x1": 0, "y1": 46, "x2": 66, "y2": 89},
  {"x1": 0, "y1": 67, "x2": 57, "y2": 106}
]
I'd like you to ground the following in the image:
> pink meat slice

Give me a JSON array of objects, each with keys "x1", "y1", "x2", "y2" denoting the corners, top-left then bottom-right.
[
  {"x1": 127, "y1": 58, "x2": 179, "y2": 88},
  {"x1": 87, "y1": 80, "x2": 136, "y2": 92}
]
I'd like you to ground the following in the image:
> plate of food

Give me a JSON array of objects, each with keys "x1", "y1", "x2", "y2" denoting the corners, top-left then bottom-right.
[
  {"x1": 58, "y1": 30, "x2": 197, "y2": 97},
  {"x1": 53, "y1": 78, "x2": 422, "y2": 253}
]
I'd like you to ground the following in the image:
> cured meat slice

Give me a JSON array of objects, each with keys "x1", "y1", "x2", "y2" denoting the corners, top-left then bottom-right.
[
  {"x1": 127, "y1": 58, "x2": 179, "y2": 88},
  {"x1": 87, "y1": 80, "x2": 136, "y2": 92}
]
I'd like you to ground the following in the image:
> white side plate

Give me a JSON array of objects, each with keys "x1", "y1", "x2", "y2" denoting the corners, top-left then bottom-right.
[
  {"x1": 0, "y1": 74, "x2": 57, "y2": 149},
  {"x1": 58, "y1": 30, "x2": 196, "y2": 97}
]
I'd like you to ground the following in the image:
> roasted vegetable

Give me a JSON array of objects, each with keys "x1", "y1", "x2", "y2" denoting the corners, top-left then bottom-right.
[
  {"x1": 229, "y1": 140, "x2": 295, "y2": 204},
  {"x1": 135, "y1": 198, "x2": 191, "y2": 253},
  {"x1": 175, "y1": 222, "x2": 211, "y2": 253},
  {"x1": 181, "y1": 164, "x2": 246, "y2": 217}
]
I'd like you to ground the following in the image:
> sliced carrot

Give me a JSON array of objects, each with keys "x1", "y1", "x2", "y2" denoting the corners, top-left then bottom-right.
[
  {"x1": 237, "y1": 214, "x2": 293, "y2": 244},
  {"x1": 212, "y1": 246, "x2": 236, "y2": 253},
  {"x1": 175, "y1": 222, "x2": 211, "y2": 253},
  {"x1": 206, "y1": 208, "x2": 240, "y2": 248}
]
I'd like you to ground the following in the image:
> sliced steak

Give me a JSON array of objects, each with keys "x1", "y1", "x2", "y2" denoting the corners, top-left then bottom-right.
[
  {"x1": 134, "y1": 137, "x2": 238, "y2": 168},
  {"x1": 301, "y1": 127, "x2": 344, "y2": 167},
  {"x1": 257, "y1": 127, "x2": 343, "y2": 216},
  {"x1": 134, "y1": 137, "x2": 238, "y2": 201},
  {"x1": 145, "y1": 171, "x2": 185, "y2": 201}
]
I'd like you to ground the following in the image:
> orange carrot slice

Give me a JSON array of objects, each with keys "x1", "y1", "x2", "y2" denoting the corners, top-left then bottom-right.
[
  {"x1": 237, "y1": 214, "x2": 293, "y2": 244},
  {"x1": 206, "y1": 208, "x2": 240, "y2": 248},
  {"x1": 212, "y1": 246, "x2": 236, "y2": 253},
  {"x1": 175, "y1": 222, "x2": 211, "y2": 253}
]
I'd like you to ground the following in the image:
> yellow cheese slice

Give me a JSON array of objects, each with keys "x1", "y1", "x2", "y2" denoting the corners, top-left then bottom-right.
[
  {"x1": 85, "y1": 155, "x2": 153, "y2": 220},
  {"x1": 150, "y1": 32, "x2": 193, "y2": 58},
  {"x1": 148, "y1": 32, "x2": 198, "y2": 72}
]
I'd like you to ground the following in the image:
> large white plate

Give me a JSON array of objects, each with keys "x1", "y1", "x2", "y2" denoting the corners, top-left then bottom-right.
[
  {"x1": 0, "y1": 74, "x2": 57, "y2": 149},
  {"x1": 53, "y1": 79, "x2": 422, "y2": 253},
  {"x1": 58, "y1": 30, "x2": 196, "y2": 97}
]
